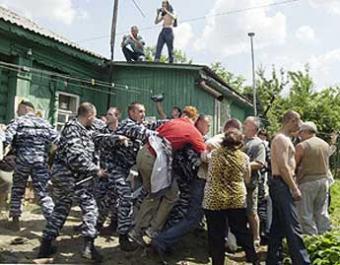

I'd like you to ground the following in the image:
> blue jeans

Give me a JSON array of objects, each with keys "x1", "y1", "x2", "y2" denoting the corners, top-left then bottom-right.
[
  {"x1": 155, "y1": 28, "x2": 174, "y2": 63},
  {"x1": 266, "y1": 177, "x2": 311, "y2": 265},
  {"x1": 153, "y1": 178, "x2": 205, "y2": 252}
]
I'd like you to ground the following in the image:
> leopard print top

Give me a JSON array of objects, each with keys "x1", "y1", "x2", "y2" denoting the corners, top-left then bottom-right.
[{"x1": 203, "y1": 147, "x2": 249, "y2": 210}]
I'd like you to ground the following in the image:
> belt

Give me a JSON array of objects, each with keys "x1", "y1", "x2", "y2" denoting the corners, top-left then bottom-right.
[{"x1": 272, "y1": 175, "x2": 282, "y2": 179}]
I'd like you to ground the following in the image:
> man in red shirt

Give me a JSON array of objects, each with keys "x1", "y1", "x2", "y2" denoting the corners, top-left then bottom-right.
[{"x1": 131, "y1": 106, "x2": 207, "y2": 244}]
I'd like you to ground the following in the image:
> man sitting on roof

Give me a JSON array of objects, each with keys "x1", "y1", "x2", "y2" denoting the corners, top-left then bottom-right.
[{"x1": 121, "y1": 26, "x2": 145, "y2": 62}]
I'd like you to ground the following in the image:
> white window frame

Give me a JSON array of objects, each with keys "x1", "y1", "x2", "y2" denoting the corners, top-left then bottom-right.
[{"x1": 56, "y1": 91, "x2": 79, "y2": 130}]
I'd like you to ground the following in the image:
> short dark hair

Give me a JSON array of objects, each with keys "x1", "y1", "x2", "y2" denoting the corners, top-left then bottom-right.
[
  {"x1": 223, "y1": 118, "x2": 242, "y2": 131},
  {"x1": 128, "y1": 101, "x2": 143, "y2": 113},
  {"x1": 258, "y1": 128, "x2": 269, "y2": 138},
  {"x1": 172, "y1": 106, "x2": 182, "y2": 115},
  {"x1": 77, "y1": 102, "x2": 96, "y2": 117},
  {"x1": 19, "y1": 100, "x2": 35, "y2": 110},
  {"x1": 221, "y1": 129, "x2": 244, "y2": 149}
]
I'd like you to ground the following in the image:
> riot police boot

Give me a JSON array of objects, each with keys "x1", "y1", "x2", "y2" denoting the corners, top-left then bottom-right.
[
  {"x1": 11, "y1": 217, "x2": 20, "y2": 231},
  {"x1": 37, "y1": 238, "x2": 57, "y2": 258},
  {"x1": 119, "y1": 234, "x2": 138, "y2": 252},
  {"x1": 81, "y1": 237, "x2": 103, "y2": 262}
]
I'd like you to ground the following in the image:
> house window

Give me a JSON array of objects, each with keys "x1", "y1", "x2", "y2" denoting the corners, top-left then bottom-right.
[{"x1": 56, "y1": 92, "x2": 79, "y2": 131}]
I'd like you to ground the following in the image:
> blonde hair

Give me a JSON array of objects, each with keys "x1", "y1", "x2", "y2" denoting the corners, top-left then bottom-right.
[{"x1": 182, "y1": 106, "x2": 199, "y2": 122}]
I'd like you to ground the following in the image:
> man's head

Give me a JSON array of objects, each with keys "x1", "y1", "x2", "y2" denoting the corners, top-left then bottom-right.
[
  {"x1": 17, "y1": 100, "x2": 35, "y2": 116},
  {"x1": 223, "y1": 118, "x2": 242, "y2": 133},
  {"x1": 128, "y1": 102, "x2": 145, "y2": 123},
  {"x1": 77, "y1": 102, "x2": 97, "y2": 128},
  {"x1": 106, "y1": 107, "x2": 121, "y2": 125},
  {"x1": 195, "y1": 114, "x2": 211, "y2": 136},
  {"x1": 299, "y1": 121, "x2": 317, "y2": 141},
  {"x1": 243, "y1": 116, "x2": 260, "y2": 138},
  {"x1": 258, "y1": 128, "x2": 269, "y2": 141},
  {"x1": 171, "y1": 106, "x2": 181, "y2": 119},
  {"x1": 162, "y1": 0, "x2": 170, "y2": 9},
  {"x1": 181, "y1": 106, "x2": 199, "y2": 123},
  {"x1": 282, "y1": 110, "x2": 301, "y2": 133},
  {"x1": 131, "y1": 26, "x2": 139, "y2": 38}
]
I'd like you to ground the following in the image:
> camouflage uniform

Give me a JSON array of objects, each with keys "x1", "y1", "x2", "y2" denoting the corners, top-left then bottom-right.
[
  {"x1": 42, "y1": 118, "x2": 120, "y2": 240},
  {"x1": 94, "y1": 125, "x2": 118, "y2": 226},
  {"x1": 100, "y1": 118, "x2": 163, "y2": 235},
  {"x1": 3, "y1": 113, "x2": 58, "y2": 219},
  {"x1": 165, "y1": 146, "x2": 201, "y2": 228}
]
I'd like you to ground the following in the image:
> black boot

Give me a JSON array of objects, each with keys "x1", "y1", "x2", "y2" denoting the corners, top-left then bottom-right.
[
  {"x1": 37, "y1": 238, "x2": 57, "y2": 258},
  {"x1": 119, "y1": 234, "x2": 138, "y2": 252},
  {"x1": 11, "y1": 217, "x2": 20, "y2": 231},
  {"x1": 81, "y1": 237, "x2": 103, "y2": 262},
  {"x1": 99, "y1": 219, "x2": 117, "y2": 236}
]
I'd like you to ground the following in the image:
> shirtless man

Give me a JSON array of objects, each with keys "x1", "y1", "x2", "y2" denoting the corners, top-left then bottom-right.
[
  {"x1": 154, "y1": 1, "x2": 177, "y2": 63},
  {"x1": 266, "y1": 111, "x2": 310, "y2": 265}
]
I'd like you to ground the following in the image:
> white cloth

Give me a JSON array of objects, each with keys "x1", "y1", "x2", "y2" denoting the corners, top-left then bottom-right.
[{"x1": 149, "y1": 135, "x2": 172, "y2": 194}]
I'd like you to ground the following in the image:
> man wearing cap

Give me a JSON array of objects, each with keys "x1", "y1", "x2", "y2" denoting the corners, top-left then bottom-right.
[
  {"x1": 295, "y1": 121, "x2": 331, "y2": 235},
  {"x1": 3, "y1": 100, "x2": 58, "y2": 230}
]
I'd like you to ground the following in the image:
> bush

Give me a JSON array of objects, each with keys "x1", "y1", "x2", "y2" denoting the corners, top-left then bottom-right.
[{"x1": 304, "y1": 231, "x2": 340, "y2": 265}]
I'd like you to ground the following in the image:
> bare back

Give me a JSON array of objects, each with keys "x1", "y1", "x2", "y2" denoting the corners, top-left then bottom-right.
[{"x1": 271, "y1": 133, "x2": 296, "y2": 176}]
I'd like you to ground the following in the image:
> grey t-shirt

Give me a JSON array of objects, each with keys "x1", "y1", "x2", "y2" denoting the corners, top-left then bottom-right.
[{"x1": 243, "y1": 137, "x2": 266, "y2": 189}]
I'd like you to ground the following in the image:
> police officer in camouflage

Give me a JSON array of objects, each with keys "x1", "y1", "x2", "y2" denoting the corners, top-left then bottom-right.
[
  {"x1": 3, "y1": 100, "x2": 58, "y2": 231},
  {"x1": 37, "y1": 102, "x2": 118, "y2": 262},
  {"x1": 95, "y1": 107, "x2": 121, "y2": 235},
  {"x1": 100, "y1": 102, "x2": 165, "y2": 251}
]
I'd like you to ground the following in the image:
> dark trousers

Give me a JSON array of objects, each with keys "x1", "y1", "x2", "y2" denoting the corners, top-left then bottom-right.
[
  {"x1": 205, "y1": 208, "x2": 258, "y2": 265},
  {"x1": 266, "y1": 177, "x2": 311, "y2": 265},
  {"x1": 155, "y1": 28, "x2": 174, "y2": 63},
  {"x1": 153, "y1": 178, "x2": 205, "y2": 252},
  {"x1": 122, "y1": 46, "x2": 144, "y2": 62}
]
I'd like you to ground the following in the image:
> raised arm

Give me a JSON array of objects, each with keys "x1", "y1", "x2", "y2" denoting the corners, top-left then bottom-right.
[
  {"x1": 155, "y1": 102, "x2": 167, "y2": 120},
  {"x1": 164, "y1": 8, "x2": 177, "y2": 20},
  {"x1": 155, "y1": 9, "x2": 163, "y2": 24}
]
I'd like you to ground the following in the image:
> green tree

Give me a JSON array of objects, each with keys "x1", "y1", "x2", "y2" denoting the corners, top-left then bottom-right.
[
  {"x1": 210, "y1": 62, "x2": 246, "y2": 93},
  {"x1": 144, "y1": 46, "x2": 192, "y2": 64},
  {"x1": 255, "y1": 66, "x2": 340, "y2": 137}
]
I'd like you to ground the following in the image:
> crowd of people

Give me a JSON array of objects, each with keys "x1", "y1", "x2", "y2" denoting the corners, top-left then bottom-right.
[
  {"x1": 121, "y1": 0, "x2": 177, "y2": 63},
  {"x1": 0, "y1": 97, "x2": 337, "y2": 265}
]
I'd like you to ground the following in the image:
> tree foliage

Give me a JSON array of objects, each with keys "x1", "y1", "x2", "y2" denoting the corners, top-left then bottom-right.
[
  {"x1": 144, "y1": 46, "x2": 192, "y2": 64},
  {"x1": 210, "y1": 62, "x2": 245, "y2": 93},
  {"x1": 255, "y1": 66, "x2": 340, "y2": 137}
]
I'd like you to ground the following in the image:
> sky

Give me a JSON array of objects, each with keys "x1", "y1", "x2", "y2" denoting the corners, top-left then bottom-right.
[{"x1": 0, "y1": 0, "x2": 340, "y2": 90}]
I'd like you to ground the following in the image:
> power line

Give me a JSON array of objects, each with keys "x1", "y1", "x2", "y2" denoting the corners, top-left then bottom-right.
[
  {"x1": 131, "y1": 0, "x2": 146, "y2": 18},
  {"x1": 0, "y1": 61, "x2": 151, "y2": 95},
  {"x1": 78, "y1": 0, "x2": 300, "y2": 43}
]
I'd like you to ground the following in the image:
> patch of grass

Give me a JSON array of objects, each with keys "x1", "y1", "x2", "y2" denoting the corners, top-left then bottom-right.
[{"x1": 330, "y1": 180, "x2": 340, "y2": 227}]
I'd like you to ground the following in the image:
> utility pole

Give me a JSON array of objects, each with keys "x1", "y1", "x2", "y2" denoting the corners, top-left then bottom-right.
[
  {"x1": 110, "y1": 0, "x2": 119, "y2": 61},
  {"x1": 248, "y1": 32, "x2": 256, "y2": 116}
]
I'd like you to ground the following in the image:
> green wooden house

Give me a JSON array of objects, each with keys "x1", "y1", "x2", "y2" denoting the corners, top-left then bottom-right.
[{"x1": 0, "y1": 6, "x2": 253, "y2": 133}]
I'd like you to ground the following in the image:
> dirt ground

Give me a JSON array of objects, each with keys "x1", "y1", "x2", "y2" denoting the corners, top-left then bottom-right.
[{"x1": 0, "y1": 203, "x2": 266, "y2": 265}]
